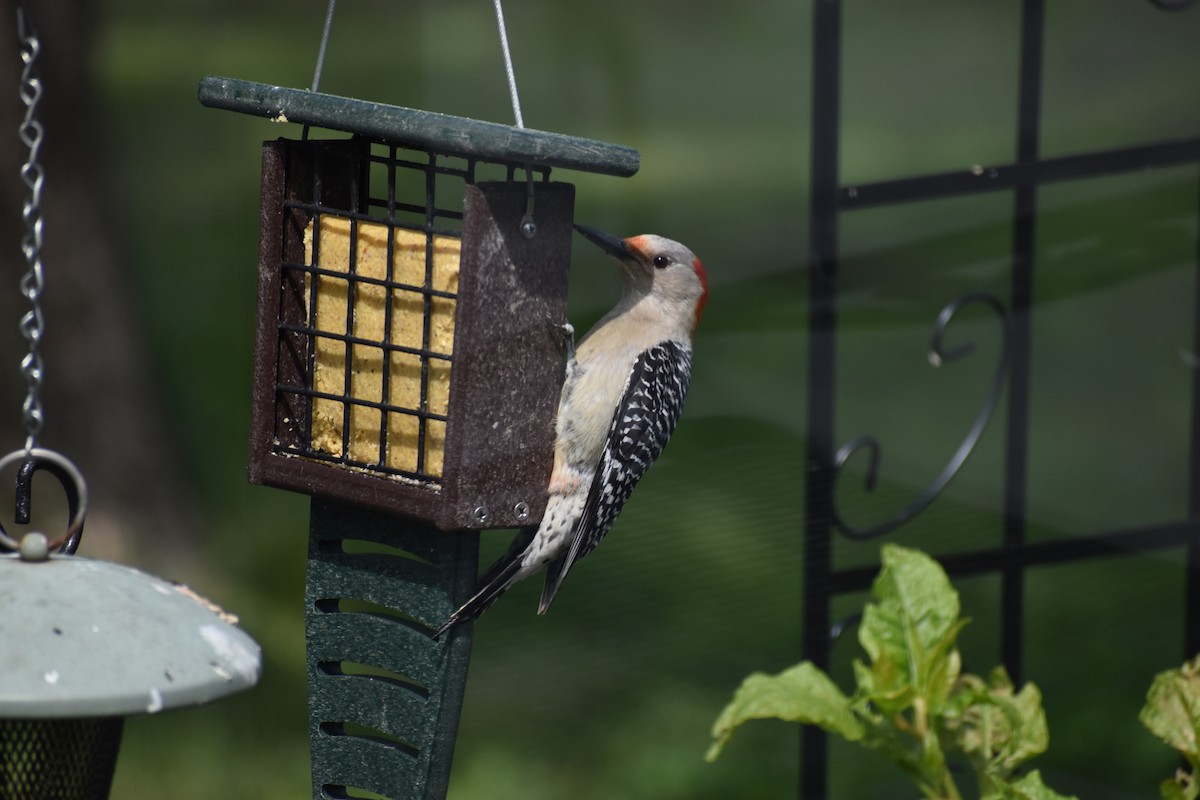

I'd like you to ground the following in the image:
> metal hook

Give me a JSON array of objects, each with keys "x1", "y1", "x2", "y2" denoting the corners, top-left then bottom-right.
[
  {"x1": 520, "y1": 167, "x2": 537, "y2": 238},
  {"x1": 15, "y1": 457, "x2": 36, "y2": 524},
  {"x1": 0, "y1": 448, "x2": 88, "y2": 556}
]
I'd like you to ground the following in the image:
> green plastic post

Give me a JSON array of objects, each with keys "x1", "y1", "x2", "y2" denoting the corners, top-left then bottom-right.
[{"x1": 305, "y1": 498, "x2": 478, "y2": 800}]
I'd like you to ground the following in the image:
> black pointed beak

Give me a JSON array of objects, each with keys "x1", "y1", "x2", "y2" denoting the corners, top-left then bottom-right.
[{"x1": 574, "y1": 224, "x2": 633, "y2": 260}]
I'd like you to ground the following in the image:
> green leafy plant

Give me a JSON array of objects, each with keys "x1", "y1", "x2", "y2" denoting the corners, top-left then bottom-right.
[
  {"x1": 1141, "y1": 653, "x2": 1200, "y2": 800},
  {"x1": 707, "y1": 544, "x2": 1075, "y2": 800}
]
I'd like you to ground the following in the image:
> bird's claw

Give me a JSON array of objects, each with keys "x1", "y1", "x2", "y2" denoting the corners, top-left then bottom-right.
[{"x1": 559, "y1": 321, "x2": 576, "y2": 362}]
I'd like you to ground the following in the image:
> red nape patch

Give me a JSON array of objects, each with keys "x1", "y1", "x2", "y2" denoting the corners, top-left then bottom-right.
[{"x1": 692, "y1": 257, "x2": 709, "y2": 327}]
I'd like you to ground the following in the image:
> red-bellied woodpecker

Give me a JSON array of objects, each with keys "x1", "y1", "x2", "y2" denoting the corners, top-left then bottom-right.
[{"x1": 433, "y1": 225, "x2": 707, "y2": 638}]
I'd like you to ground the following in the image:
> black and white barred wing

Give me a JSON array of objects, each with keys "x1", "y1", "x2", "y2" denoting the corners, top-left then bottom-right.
[{"x1": 542, "y1": 340, "x2": 693, "y2": 607}]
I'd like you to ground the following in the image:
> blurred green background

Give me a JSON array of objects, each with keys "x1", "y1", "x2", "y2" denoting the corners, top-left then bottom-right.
[{"x1": 16, "y1": 0, "x2": 1199, "y2": 797}]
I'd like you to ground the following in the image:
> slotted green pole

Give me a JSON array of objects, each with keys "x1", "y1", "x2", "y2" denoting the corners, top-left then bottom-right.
[{"x1": 305, "y1": 499, "x2": 478, "y2": 800}]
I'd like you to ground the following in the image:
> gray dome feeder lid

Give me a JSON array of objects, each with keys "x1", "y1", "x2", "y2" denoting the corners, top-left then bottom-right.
[{"x1": 0, "y1": 554, "x2": 261, "y2": 718}]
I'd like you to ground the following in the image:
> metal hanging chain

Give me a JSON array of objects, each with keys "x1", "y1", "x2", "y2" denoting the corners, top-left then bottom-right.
[
  {"x1": 0, "y1": 3, "x2": 90, "y2": 558},
  {"x1": 16, "y1": 1, "x2": 46, "y2": 452}
]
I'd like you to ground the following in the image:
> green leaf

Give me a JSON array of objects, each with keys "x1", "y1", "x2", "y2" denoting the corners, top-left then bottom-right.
[
  {"x1": 857, "y1": 545, "x2": 967, "y2": 718},
  {"x1": 1141, "y1": 654, "x2": 1200, "y2": 764},
  {"x1": 1158, "y1": 776, "x2": 1190, "y2": 800},
  {"x1": 1008, "y1": 681, "x2": 1051, "y2": 764},
  {"x1": 948, "y1": 667, "x2": 1050, "y2": 777},
  {"x1": 859, "y1": 544, "x2": 962, "y2": 668},
  {"x1": 707, "y1": 545, "x2": 1060, "y2": 800},
  {"x1": 852, "y1": 644, "x2": 914, "y2": 717},
  {"x1": 1001, "y1": 770, "x2": 1079, "y2": 800},
  {"x1": 706, "y1": 661, "x2": 863, "y2": 761}
]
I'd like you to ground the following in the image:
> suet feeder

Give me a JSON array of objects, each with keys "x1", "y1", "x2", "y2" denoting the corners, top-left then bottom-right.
[
  {"x1": 198, "y1": 78, "x2": 639, "y2": 531},
  {"x1": 199, "y1": 70, "x2": 641, "y2": 799},
  {"x1": 0, "y1": 449, "x2": 261, "y2": 800}
]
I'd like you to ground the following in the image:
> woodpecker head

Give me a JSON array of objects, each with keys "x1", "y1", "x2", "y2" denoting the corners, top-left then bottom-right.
[{"x1": 574, "y1": 224, "x2": 708, "y2": 330}]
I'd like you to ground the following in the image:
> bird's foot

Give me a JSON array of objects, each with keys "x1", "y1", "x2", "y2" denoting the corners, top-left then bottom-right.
[{"x1": 559, "y1": 321, "x2": 576, "y2": 362}]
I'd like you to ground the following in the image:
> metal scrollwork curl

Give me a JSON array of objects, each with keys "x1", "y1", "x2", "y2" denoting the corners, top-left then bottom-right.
[
  {"x1": 830, "y1": 613, "x2": 862, "y2": 645},
  {"x1": 1148, "y1": 0, "x2": 1198, "y2": 10},
  {"x1": 832, "y1": 291, "x2": 1011, "y2": 540}
]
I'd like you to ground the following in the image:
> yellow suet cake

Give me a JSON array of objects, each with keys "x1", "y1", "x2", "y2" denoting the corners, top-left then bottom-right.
[{"x1": 304, "y1": 217, "x2": 459, "y2": 478}]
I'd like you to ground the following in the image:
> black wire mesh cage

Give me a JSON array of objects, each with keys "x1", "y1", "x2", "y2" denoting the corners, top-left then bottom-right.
[
  {"x1": 0, "y1": 718, "x2": 123, "y2": 800},
  {"x1": 200, "y1": 78, "x2": 639, "y2": 530}
]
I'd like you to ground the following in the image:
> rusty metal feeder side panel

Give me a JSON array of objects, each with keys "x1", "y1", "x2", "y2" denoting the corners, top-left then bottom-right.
[{"x1": 438, "y1": 181, "x2": 574, "y2": 530}]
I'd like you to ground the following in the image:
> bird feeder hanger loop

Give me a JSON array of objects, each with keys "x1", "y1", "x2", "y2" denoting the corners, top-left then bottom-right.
[{"x1": 0, "y1": 448, "x2": 87, "y2": 560}]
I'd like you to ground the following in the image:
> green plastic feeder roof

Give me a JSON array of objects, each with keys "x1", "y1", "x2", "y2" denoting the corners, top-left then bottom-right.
[
  {"x1": 197, "y1": 76, "x2": 640, "y2": 177},
  {"x1": 0, "y1": 554, "x2": 261, "y2": 718}
]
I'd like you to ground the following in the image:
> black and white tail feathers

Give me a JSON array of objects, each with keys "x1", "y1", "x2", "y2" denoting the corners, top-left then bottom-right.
[{"x1": 431, "y1": 527, "x2": 535, "y2": 639}]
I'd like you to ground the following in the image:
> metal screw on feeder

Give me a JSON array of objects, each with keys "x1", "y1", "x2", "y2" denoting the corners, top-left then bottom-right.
[{"x1": 0, "y1": 6, "x2": 261, "y2": 798}]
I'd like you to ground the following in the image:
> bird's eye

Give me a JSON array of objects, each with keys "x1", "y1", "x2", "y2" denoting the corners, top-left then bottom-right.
[{"x1": 652, "y1": 255, "x2": 670, "y2": 269}]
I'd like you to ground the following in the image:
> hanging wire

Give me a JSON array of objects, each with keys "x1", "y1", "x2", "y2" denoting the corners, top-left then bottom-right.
[
  {"x1": 311, "y1": 0, "x2": 338, "y2": 93},
  {"x1": 490, "y1": 0, "x2": 538, "y2": 237},
  {"x1": 302, "y1": 0, "x2": 538, "y2": 234},
  {"x1": 491, "y1": 0, "x2": 525, "y2": 129},
  {"x1": 16, "y1": 1, "x2": 46, "y2": 451}
]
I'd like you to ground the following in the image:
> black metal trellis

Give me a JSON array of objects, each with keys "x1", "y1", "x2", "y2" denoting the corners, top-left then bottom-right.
[{"x1": 802, "y1": 0, "x2": 1200, "y2": 796}]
